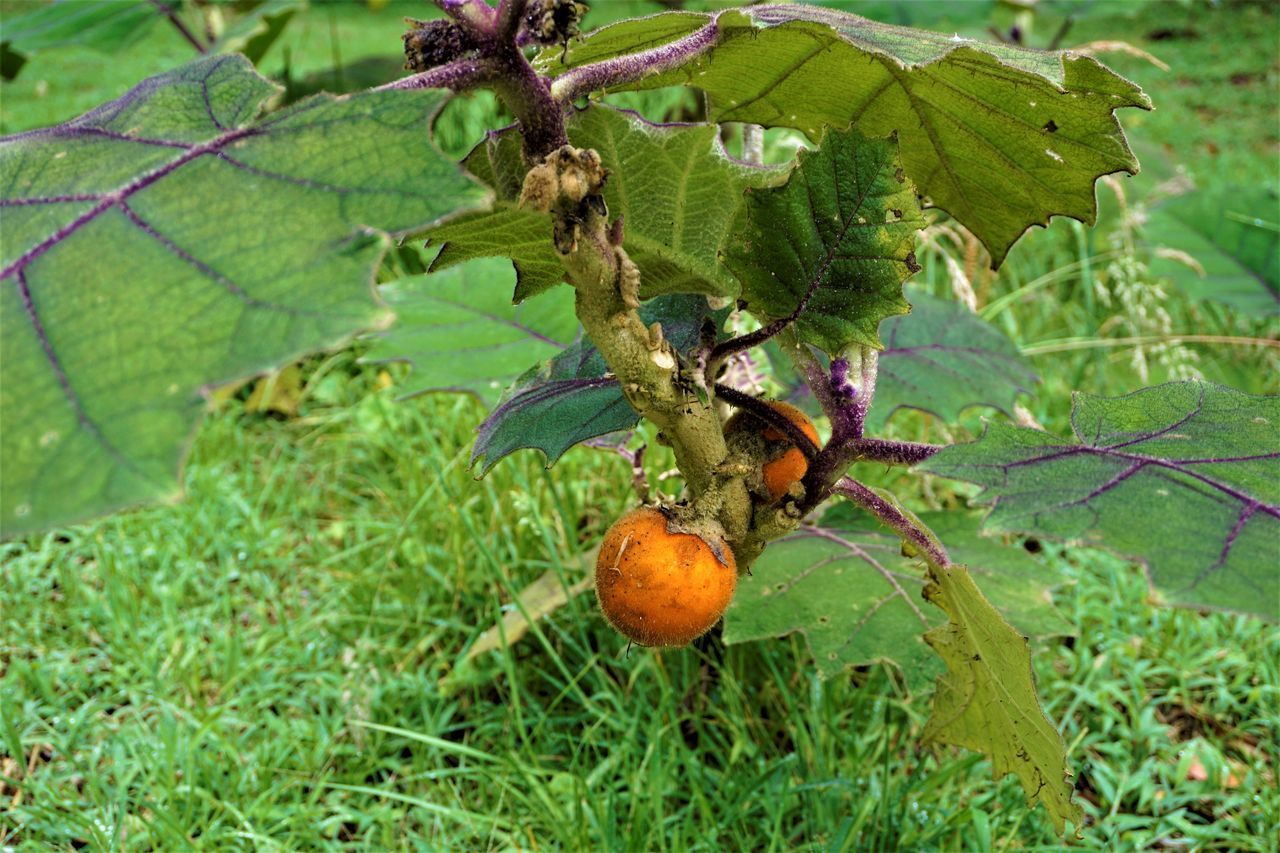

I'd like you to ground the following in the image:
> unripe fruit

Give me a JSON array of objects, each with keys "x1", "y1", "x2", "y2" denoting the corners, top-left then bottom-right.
[
  {"x1": 724, "y1": 401, "x2": 820, "y2": 502},
  {"x1": 595, "y1": 507, "x2": 737, "y2": 647}
]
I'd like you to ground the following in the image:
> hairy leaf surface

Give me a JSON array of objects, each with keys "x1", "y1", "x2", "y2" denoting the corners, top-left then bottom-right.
[
  {"x1": 472, "y1": 295, "x2": 722, "y2": 472},
  {"x1": 922, "y1": 382, "x2": 1280, "y2": 619},
  {"x1": 723, "y1": 509, "x2": 1065, "y2": 691},
  {"x1": 869, "y1": 285, "x2": 1038, "y2": 430},
  {"x1": 363, "y1": 259, "x2": 579, "y2": 404},
  {"x1": 0, "y1": 55, "x2": 487, "y2": 536},
  {"x1": 430, "y1": 106, "x2": 784, "y2": 303},
  {"x1": 921, "y1": 562, "x2": 1081, "y2": 833},
  {"x1": 551, "y1": 6, "x2": 1149, "y2": 263},
  {"x1": 723, "y1": 126, "x2": 924, "y2": 355}
]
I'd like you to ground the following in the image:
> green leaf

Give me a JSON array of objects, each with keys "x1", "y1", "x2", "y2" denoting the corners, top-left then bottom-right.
[
  {"x1": 0, "y1": 55, "x2": 488, "y2": 537},
  {"x1": 430, "y1": 105, "x2": 786, "y2": 303},
  {"x1": 1144, "y1": 185, "x2": 1280, "y2": 315},
  {"x1": 723, "y1": 126, "x2": 923, "y2": 355},
  {"x1": 921, "y1": 561, "x2": 1081, "y2": 834},
  {"x1": 0, "y1": 0, "x2": 162, "y2": 58},
  {"x1": 723, "y1": 509, "x2": 1066, "y2": 692},
  {"x1": 868, "y1": 285, "x2": 1038, "y2": 431},
  {"x1": 472, "y1": 295, "x2": 722, "y2": 472},
  {"x1": 214, "y1": 0, "x2": 305, "y2": 66},
  {"x1": 553, "y1": 7, "x2": 1149, "y2": 264},
  {"x1": 921, "y1": 381, "x2": 1280, "y2": 620},
  {"x1": 363, "y1": 259, "x2": 579, "y2": 405}
]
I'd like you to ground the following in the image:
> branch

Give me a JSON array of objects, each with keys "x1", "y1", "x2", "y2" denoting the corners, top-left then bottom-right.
[
  {"x1": 848, "y1": 437, "x2": 941, "y2": 467},
  {"x1": 147, "y1": 0, "x2": 206, "y2": 54},
  {"x1": 550, "y1": 21, "x2": 719, "y2": 102},
  {"x1": 496, "y1": 0, "x2": 527, "y2": 42},
  {"x1": 377, "y1": 59, "x2": 496, "y2": 92},
  {"x1": 833, "y1": 477, "x2": 950, "y2": 570},
  {"x1": 435, "y1": 0, "x2": 498, "y2": 35},
  {"x1": 714, "y1": 383, "x2": 820, "y2": 460}
]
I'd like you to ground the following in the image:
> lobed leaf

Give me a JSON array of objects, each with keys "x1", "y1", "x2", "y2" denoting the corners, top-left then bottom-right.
[
  {"x1": 868, "y1": 285, "x2": 1038, "y2": 431},
  {"x1": 0, "y1": 54, "x2": 488, "y2": 537},
  {"x1": 723, "y1": 126, "x2": 924, "y2": 355},
  {"x1": 430, "y1": 105, "x2": 786, "y2": 303},
  {"x1": 922, "y1": 381, "x2": 1280, "y2": 620},
  {"x1": 921, "y1": 561, "x2": 1081, "y2": 834},
  {"x1": 472, "y1": 295, "x2": 724, "y2": 472},
  {"x1": 551, "y1": 5, "x2": 1150, "y2": 264},
  {"x1": 723, "y1": 509, "x2": 1066, "y2": 692},
  {"x1": 363, "y1": 259, "x2": 579, "y2": 405}
]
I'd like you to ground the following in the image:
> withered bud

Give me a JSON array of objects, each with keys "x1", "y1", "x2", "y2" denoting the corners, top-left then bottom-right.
[
  {"x1": 523, "y1": 0, "x2": 587, "y2": 46},
  {"x1": 402, "y1": 18, "x2": 479, "y2": 72}
]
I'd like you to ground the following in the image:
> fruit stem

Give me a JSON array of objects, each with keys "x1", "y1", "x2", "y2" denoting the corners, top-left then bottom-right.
[{"x1": 832, "y1": 477, "x2": 951, "y2": 570}]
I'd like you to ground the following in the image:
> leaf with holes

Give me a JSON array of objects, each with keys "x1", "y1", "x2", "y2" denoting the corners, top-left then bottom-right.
[
  {"x1": 548, "y1": 6, "x2": 1149, "y2": 264},
  {"x1": 921, "y1": 560, "x2": 1081, "y2": 834},
  {"x1": 723, "y1": 509, "x2": 1066, "y2": 692},
  {"x1": 922, "y1": 381, "x2": 1280, "y2": 620},
  {"x1": 472, "y1": 295, "x2": 724, "y2": 472},
  {"x1": 363, "y1": 259, "x2": 579, "y2": 405},
  {"x1": 723, "y1": 126, "x2": 924, "y2": 356},
  {"x1": 431, "y1": 105, "x2": 785, "y2": 303},
  {"x1": 0, "y1": 54, "x2": 488, "y2": 537},
  {"x1": 868, "y1": 285, "x2": 1038, "y2": 431}
]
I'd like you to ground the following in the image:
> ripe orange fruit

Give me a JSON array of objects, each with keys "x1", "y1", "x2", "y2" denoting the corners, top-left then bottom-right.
[
  {"x1": 724, "y1": 400, "x2": 820, "y2": 502},
  {"x1": 595, "y1": 507, "x2": 737, "y2": 647}
]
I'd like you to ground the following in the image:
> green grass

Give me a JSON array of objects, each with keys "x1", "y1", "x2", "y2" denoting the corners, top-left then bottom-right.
[
  {"x1": 3, "y1": 354, "x2": 1277, "y2": 848},
  {"x1": 3, "y1": 0, "x2": 1278, "y2": 847}
]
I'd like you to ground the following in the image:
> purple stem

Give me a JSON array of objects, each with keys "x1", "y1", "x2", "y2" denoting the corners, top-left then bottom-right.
[
  {"x1": 833, "y1": 477, "x2": 951, "y2": 570},
  {"x1": 148, "y1": 0, "x2": 206, "y2": 54},
  {"x1": 550, "y1": 21, "x2": 719, "y2": 102},
  {"x1": 715, "y1": 383, "x2": 820, "y2": 460},
  {"x1": 377, "y1": 59, "x2": 497, "y2": 92},
  {"x1": 436, "y1": 0, "x2": 498, "y2": 33}
]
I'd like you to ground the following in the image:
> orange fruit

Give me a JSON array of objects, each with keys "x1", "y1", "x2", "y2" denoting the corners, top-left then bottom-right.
[
  {"x1": 595, "y1": 507, "x2": 737, "y2": 647},
  {"x1": 725, "y1": 400, "x2": 820, "y2": 502}
]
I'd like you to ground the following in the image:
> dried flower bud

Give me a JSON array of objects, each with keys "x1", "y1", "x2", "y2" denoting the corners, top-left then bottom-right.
[{"x1": 402, "y1": 18, "x2": 478, "y2": 72}]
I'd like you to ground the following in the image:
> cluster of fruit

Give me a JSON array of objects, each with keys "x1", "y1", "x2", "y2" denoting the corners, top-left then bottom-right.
[{"x1": 594, "y1": 402, "x2": 819, "y2": 647}]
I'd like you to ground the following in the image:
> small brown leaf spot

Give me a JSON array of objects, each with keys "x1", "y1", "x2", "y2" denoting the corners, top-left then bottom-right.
[
  {"x1": 894, "y1": 167, "x2": 905, "y2": 183},
  {"x1": 971, "y1": 653, "x2": 981, "y2": 662},
  {"x1": 904, "y1": 252, "x2": 921, "y2": 274},
  {"x1": 1043, "y1": 119, "x2": 1059, "y2": 133},
  {"x1": 817, "y1": 615, "x2": 830, "y2": 625},
  {"x1": 827, "y1": 652, "x2": 838, "y2": 661}
]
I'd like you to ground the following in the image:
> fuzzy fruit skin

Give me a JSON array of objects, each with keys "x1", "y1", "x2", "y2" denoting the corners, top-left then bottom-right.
[
  {"x1": 725, "y1": 401, "x2": 820, "y2": 502},
  {"x1": 595, "y1": 507, "x2": 737, "y2": 647}
]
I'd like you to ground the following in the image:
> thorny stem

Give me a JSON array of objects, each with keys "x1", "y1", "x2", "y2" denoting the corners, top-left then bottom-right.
[
  {"x1": 833, "y1": 477, "x2": 951, "y2": 570},
  {"x1": 550, "y1": 21, "x2": 719, "y2": 102}
]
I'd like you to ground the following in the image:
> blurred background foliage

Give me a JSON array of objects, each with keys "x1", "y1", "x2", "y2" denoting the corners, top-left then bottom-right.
[{"x1": 1, "y1": 0, "x2": 1277, "y2": 847}]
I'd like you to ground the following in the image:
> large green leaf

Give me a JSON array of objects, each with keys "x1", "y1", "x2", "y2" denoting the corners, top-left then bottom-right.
[
  {"x1": 921, "y1": 561, "x2": 1081, "y2": 834},
  {"x1": 868, "y1": 285, "x2": 1038, "y2": 431},
  {"x1": 922, "y1": 382, "x2": 1280, "y2": 620},
  {"x1": 363, "y1": 259, "x2": 579, "y2": 405},
  {"x1": 549, "y1": 6, "x2": 1149, "y2": 264},
  {"x1": 430, "y1": 105, "x2": 785, "y2": 303},
  {"x1": 723, "y1": 509, "x2": 1066, "y2": 691},
  {"x1": 472, "y1": 295, "x2": 723, "y2": 472},
  {"x1": 1145, "y1": 185, "x2": 1280, "y2": 315},
  {"x1": 723, "y1": 126, "x2": 923, "y2": 355},
  {"x1": 0, "y1": 54, "x2": 487, "y2": 537}
]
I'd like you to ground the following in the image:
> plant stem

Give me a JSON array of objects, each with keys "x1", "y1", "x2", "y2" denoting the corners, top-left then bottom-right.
[
  {"x1": 833, "y1": 477, "x2": 950, "y2": 570},
  {"x1": 714, "y1": 384, "x2": 820, "y2": 460},
  {"x1": 377, "y1": 59, "x2": 497, "y2": 92},
  {"x1": 435, "y1": 0, "x2": 497, "y2": 33},
  {"x1": 148, "y1": 0, "x2": 206, "y2": 54},
  {"x1": 550, "y1": 21, "x2": 719, "y2": 102}
]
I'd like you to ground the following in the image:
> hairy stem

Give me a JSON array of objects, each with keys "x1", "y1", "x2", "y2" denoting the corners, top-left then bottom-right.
[
  {"x1": 833, "y1": 477, "x2": 950, "y2": 570},
  {"x1": 550, "y1": 21, "x2": 719, "y2": 102},
  {"x1": 435, "y1": 0, "x2": 497, "y2": 32},
  {"x1": 377, "y1": 58, "x2": 497, "y2": 92}
]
